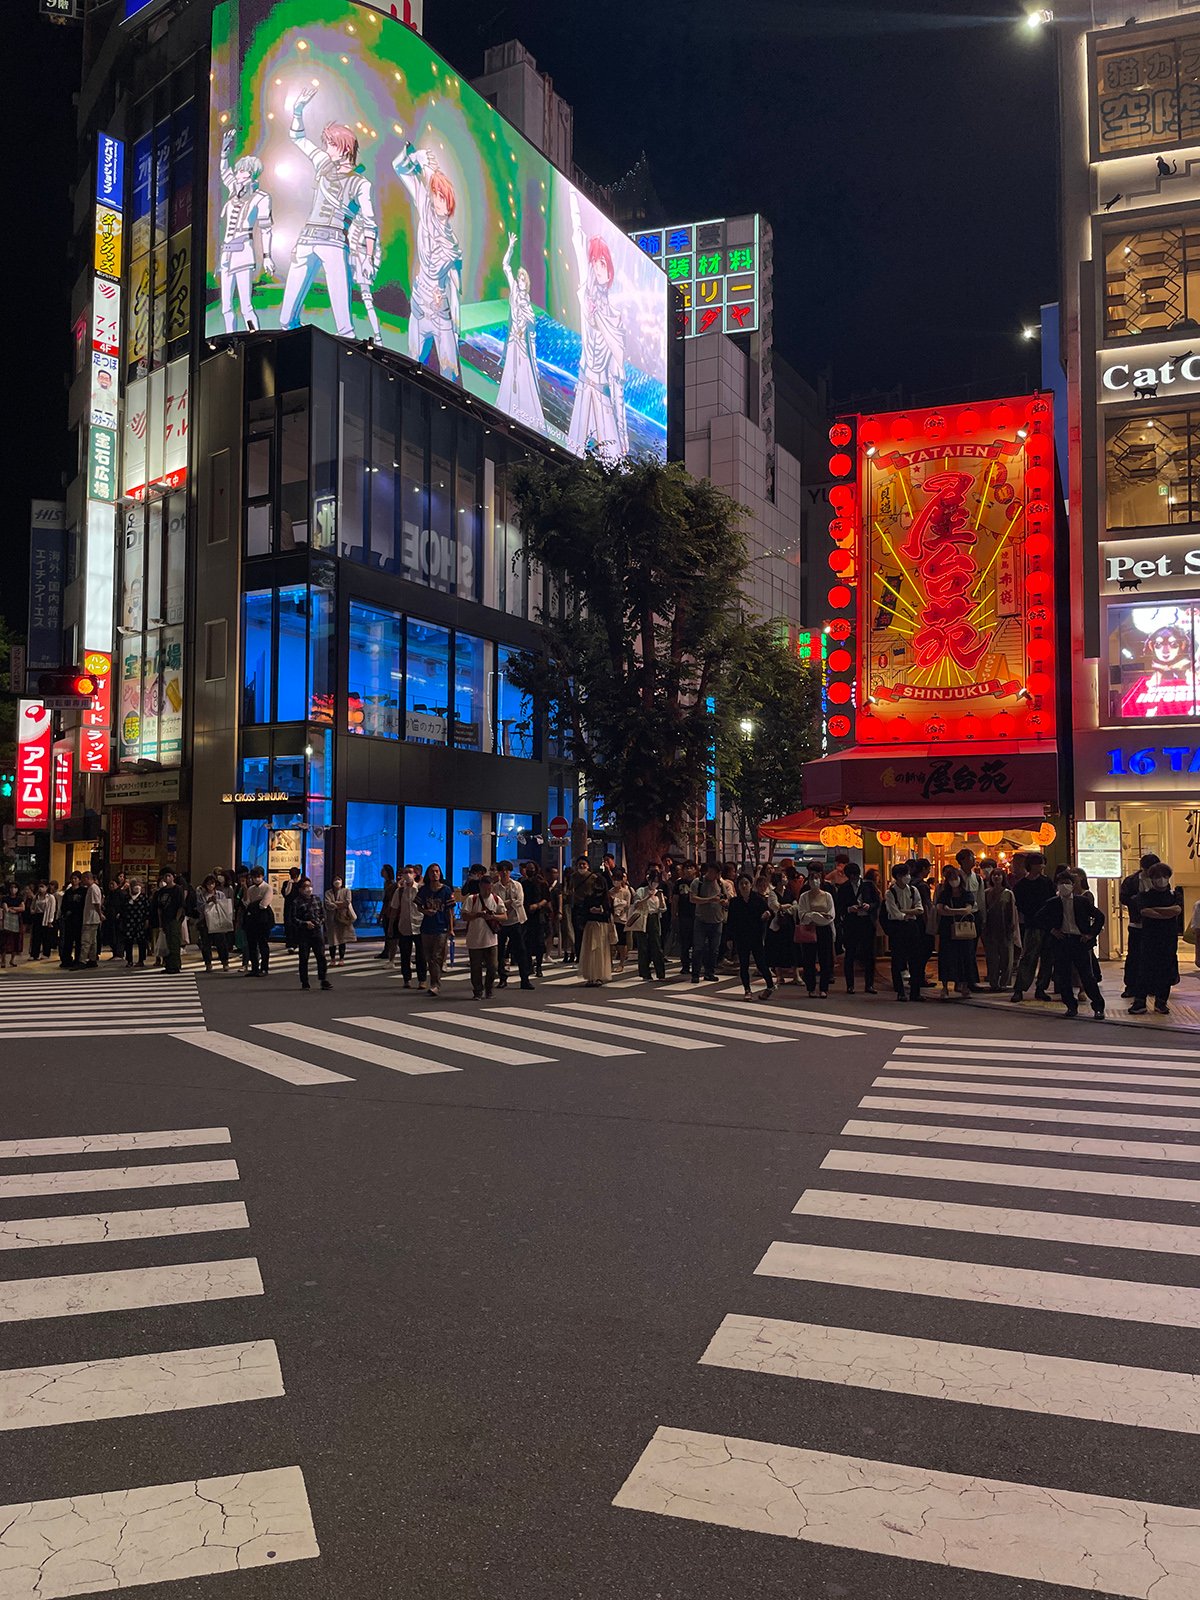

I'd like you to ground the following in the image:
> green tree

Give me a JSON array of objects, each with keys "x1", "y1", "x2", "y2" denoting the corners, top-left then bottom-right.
[
  {"x1": 506, "y1": 453, "x2": 820, "y2": 878},
  {"x1": 721, "y1": 626, "x2": 824, "y2": 857}
]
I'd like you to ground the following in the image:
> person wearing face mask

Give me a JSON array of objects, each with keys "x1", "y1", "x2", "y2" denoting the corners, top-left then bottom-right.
[
  {"x1": 935, "y1": 864, "x2": 977, "y2": 1000},
  {"x1": 1033, "y1": 869, "x2": 1106, "y2": 1019},
  {"x1": 323, "y1": 877, "x2": 357, "y2": 967},
  {"x1": 1129, "y1": 862, "x2": 1184, "y2": 1016},
  {"x1": 793, "y1": 866, "x2": 836, "y2": 998}
]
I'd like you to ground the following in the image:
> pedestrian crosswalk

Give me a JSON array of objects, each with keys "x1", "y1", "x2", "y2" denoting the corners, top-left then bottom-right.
[
  {"x1": 0, "y1": 968, "x2": 204, "y2": 1038},
  {"x1": 0, "y1": 1123, "x2": 318, "y2": 1592},
  {"x1": 614, "y1": 1029, "x2": 1200, "y2": 1596},
  {"x1": 169, "y1": 979, "x2": 888, "y2": 1087}
]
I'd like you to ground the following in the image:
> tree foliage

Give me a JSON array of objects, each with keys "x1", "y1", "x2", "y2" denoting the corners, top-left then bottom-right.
[
  {"x1": 720, "y1": 629, "x2": 824, "y2": 853},
  {"x1": 506, "y1": 453, "x2": 821, "y2": 876}
]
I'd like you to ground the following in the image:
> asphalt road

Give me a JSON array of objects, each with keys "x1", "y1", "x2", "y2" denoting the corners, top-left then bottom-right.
[{"x1": 1, "y1": 948, "x2": 1198, "y2": 1599}]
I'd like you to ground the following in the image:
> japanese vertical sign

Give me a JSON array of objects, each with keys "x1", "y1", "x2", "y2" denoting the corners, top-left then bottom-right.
[
  {"x1": 16, "y1": 702, "x2": 53, "y2": 828},
  {"x1": 853, "y1": 395, "x2": 1058, "y2": 746},
  {"x1": 26, "y1": 501, "x2": 66, "y2": 673}
]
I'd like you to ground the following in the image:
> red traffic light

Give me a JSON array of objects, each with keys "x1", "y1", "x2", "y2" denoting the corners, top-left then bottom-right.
[
  {"x1": 72, "y1": 673, "x2": 97, "y2": 697},
  {"x1": 35, "y1": 668, "x2": 99, "y2": 708}
]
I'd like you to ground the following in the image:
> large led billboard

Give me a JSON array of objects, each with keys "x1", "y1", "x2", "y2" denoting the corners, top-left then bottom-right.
[
  {"x1": 845, "y1": 395, "x2": 1058, "y2": 746},
  {"x1": 1107, "y1": 600, "x2": 1200, "y2": 721},
  {"x1": 208, "y1": 0, "x2": 668, "y2": 460}
]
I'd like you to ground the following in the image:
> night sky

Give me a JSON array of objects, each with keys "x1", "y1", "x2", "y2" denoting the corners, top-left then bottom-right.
[{"x1": 5, "y1": 0, "x2": 1057, "y2": 631}]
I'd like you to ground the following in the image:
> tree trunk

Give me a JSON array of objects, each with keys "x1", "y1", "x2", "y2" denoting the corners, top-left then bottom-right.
[{"x1": 621, "y1": 817, "x2": 679, "y2": 885}]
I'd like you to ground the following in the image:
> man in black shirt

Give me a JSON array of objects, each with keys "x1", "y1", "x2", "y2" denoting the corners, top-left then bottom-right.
[
  {"x1": 151, "y1": 871, "x2": 186, "y2": 975},
  {"x1": 1010, "y1": 852, "x2": 1057, "y2": 1001},
  {"x1": 58, "y1": 872, "x2": 85, "y2": 969}
]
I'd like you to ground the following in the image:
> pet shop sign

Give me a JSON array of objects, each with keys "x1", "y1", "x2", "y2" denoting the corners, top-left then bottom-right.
[{"x1": 1101, "y1": 535, "x2": 1200, "y2": 596}]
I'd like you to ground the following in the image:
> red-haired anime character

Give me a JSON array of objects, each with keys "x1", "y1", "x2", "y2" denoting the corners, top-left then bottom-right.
[
  {"x1": 392, "y1": 133, "x2": 463, "y2": 381},
  {"x1": 567, "y1": 193, "x2": 628, "y2": 461}
]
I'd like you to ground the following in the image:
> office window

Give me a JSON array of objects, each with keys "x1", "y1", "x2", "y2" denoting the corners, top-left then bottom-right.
[
  {"x1": 348, "y1": 602, "x2": 402, "y2": 738},
  {"x1": 495, "y1": 643, "x2": 535, "y2": 758},
  {"x1": 405, "y1": 618, "x2": 450, "y2": 745},
  {"x1": 242, "y1": 589, "x2": 273, "y2": 723},
  {"x1": 279, "y1": 390, "x2": 310, "y2": 549},
  {"x1": 456, "y1": 414, "x2": 481, "y2": 601},
  {"x1": 1106, "y1": 410, "x2": 1200, "y2": 527},
  {"x1": 308, "y1": 573, "x2": 335, "y2": 724},
  {"x1": 339, "y1": 355, "x2": 369, "y2": 563},
  {"x1": 369, "y1": 364, "x2": 397, "y2": 570},
  {"x1": 345, "y1": 800, "x2": 396, "y2": 931},
  {"x1": 1095, "y1": 33, "x2": 1200, "y2": 155},
  {"x1": 403, "y1": 805, "x2": 447, "y2": 877},
  {"x1": 276, "y1": 585, "x2": 308, "y2": 721},
  {"x1": 204, "y1": 618, "x2": 227, "y2": 682},
  {"x1": 452, "y1": 809, "x2": 485, "y2": 890},
  {"x1": 453, "y1": 632, "x2": 488, "y2": 751},
  {"x1": 240, "y1": 754, "x2": 271, "y2": 794},
  {"x1": 240, "y1": 818, "x2": 270, "y2": 873}
]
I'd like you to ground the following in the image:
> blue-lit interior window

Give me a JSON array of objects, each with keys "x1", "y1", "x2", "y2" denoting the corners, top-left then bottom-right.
[
  {"x1": 453, "y1": 633, "x2": 487, "y2": 751},
  {"x1": 240, "y1": 755, "x2": 271, "y2": 793},
  {"x1": 452, "y1": 809, "x2": 484, "y2": 889},
  {"x1": 276, "y1": 585, "x2": 308, "y2": 721},
  {"x1": 495, "y1": 811, "x2": 535, "y2": 865},
  {"x1": 309, "y1": 580, "x2": 334, "y2": 724},
  {"x1": 495, "y1": 644, "x2": 534, "y2": 759},
  {"x1": 272, "y1": 753, "x2": 306, "y2": 797},
  {"x1": 403, "y1": 805, "x2": 447, "y2": 877},
  {"x1": 348, "y1": 602, "x2": 402, "y2": 739},
  {"x1": 405, "y1": 619, "x2": 449, "y2": 745},
  {"x1": 345, "y1": 800, "x2": 396, "y2": 931},
  {"x1": 239, "y1": 818, "x2": 269, "y2": 872},
  {"x1": 242, "y1": 590, "x2": 273, "y2": 723}
]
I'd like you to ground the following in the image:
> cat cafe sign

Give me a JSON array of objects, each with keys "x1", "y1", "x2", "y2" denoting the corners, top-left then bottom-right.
[
  {"x1": 1101, "y1": 534, "x2": 1200, "y2": 596},
  {"x1": 1099, "y1": 339, "x2": 1200, "y2": 402}
]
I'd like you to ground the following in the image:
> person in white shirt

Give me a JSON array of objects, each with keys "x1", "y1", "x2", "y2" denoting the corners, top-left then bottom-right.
[
  {"x1": 610, "y1": 870, "x2": 633, "y2": 971},
  {"x1": 80, "y1": 872, "x2": 104, "y2": 967},
  {"x1": 884, "y1": 863, "x2": 926, "y2": 1002},
  {"x1": 243, "y1": 867, "x2": 274, "y2": 977},
  {"x1": 495, "y1": 861, "x2": 534, "y2": 990},
  {"x1": 794, "y1": 866, "x2": 837, "y2": 997},
  {"x1": 394, "y1": 865, "x2": 428, "y2": 989},
  {"x1": 461, "y1": 872, "x2": 506, "y2": 999}
]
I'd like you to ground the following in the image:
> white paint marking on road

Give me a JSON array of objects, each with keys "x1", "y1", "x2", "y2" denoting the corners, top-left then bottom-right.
[
  {"x1": 701, "y1": 1312, "x2": 1200, "y2": 1433},
  {"x1": 0, "y1": 1203, "x2": 249, "y2": 1252},
  {"x1": 756, "y1": 1239, "x2": 1200, "y2": 1327},
  {"x1": 0, "y1": 1129, "x2": 230, "y2": 1160},
  {"x1": 0, "y1": 1258, "x2": 263, "y2": 1324},
  {"x1": 651, "y1": 996, "x2": 870, "y2": 1037},
  {"x1": 860, "y1": 1093, "x2": 1200, "y2": 1134},
  {"x1": 842, "y1": 1117, "x2": 1200, "y2": 1165},
  {"x1": 675, "y1": 989, "x2": 917, "y2": 1031},
  {"x1": 822, "y1": 1147, "x2": 1200, "y2": 1202},
  {"x1": 0, "y1": 1026, "x2": 206, "y2": 1040},
  {"x1": 0, "y1": 1464, "x2": 318, "y2": 1595},
  {"x1": 876, "y1": 1074, "x2": 1200, "y2": 1110},
  {"x1": 883, "y1": 1057, "x2": 1200, "y2": 1091},
  {"x1": 903, "y1": 1032, "x2": 1196, "y2": 1057},
  {"x1": 259, "y1": 1021, "x2": 461, "y2": 1076},
  {"x1": 0, "y1": 1339, "x2": 283, "y2": 1431},
  {"x1": 792, "y1": 1188, "x2": 1200, "y2": 1255},
  {"x1": 892, "y1": 1047, "x2": 1200, "y2": 1075},
  {"x1": 553, "y1": 998, "x2": 800, "y2": 1049},
  {"x1": 0, "y1": 1160, "x2": 240, "y2": 1202},
  {"x1": 176, "y1": 1029, "x2": 354, "y2": 1085},
  {"x1": 513, "y1": 1009, "x2": 716, "y2": 1050},
  {"x1": 613, "y1": 1426, "x2": 1200, "y2": 1597},
  {"x1": 339, "y1": 1014, "x2": 553, "y2": 1064},
  {"x1": 409, "y1": 1011, "x2": 640, "y2": 1058}
]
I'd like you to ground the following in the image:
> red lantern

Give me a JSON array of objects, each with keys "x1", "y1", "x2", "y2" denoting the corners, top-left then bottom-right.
[
  {"x1": 959, "y1": 409, "x2": 980, "y2": 435},
  {"x1": 827, "y1": 618, "x2": 852, "y2": 641},
  {"x1": 829, "y1": 484, "x2": 855, "y2": 509},
  {"x1": 827, "y1": 680, "x2": 852, "y2": 704},
  {"x1": 1025, "y1": 570, "x2": 1052, "y2": 599},
  {"x1": 989, "y1": 405, "x2": 1013, "y2": 430},
  {"x1": 827, "y1": 713, "x2": 851, "y2": 739},
  {"x1": 859, "y1": 420, "x2": 880, "y2": 447},
  {"x1": 828, "y1": 549, "x2": 853, "y2": 574},
  {"x1": 891, "y1": 414, "x2": 912, "y2": 440},
  {"x1": 827, "y1": 584, "x2": 853, "y2": 609},
  {"x1": 1027, "y1": 395, "x2": 1051, "y2": 423},
  {"x1": 828, "y1": 421, "x2": 853, "y2": 448},
  {"x1": 827, "y1": 648, "x2": 852, "y2": 674},
  {"x1": 829, "y1": 518, "x2": 853, "y2": 542},
  {"x1": 923, "y1": 412, "x2": 947, "y2": 438},
  {"x1": 829, "y1": 452, "x2": 852, "y2": 478}
]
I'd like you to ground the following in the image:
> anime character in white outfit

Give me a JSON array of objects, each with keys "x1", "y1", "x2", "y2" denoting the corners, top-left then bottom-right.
[
  {"x1": 566, "y1": 191, "x2": 628, "y2": 462},
  {"x1": 219, "y1": 127, "x2": 274, "y2": 332},
  {"x1": 280, "y1": 85, "x2": 379, "y2": 339},
  {"x1": 392, "y1": 135, "x2": 463, "y2": 381},
  {"x1": 496, "y1": 233, "x2": 546, "y2": 431}
]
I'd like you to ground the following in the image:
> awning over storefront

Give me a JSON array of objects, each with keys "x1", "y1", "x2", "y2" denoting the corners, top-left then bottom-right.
[
  {"x1": 759, "y1": 808, "x2": 831, "y2": 843},
  {"x1": 845, "y1": 802, "x2": 1050, "y2": 834},
  {"x1": 803, "y1": 742, "x2": 1059, "y2": 812}
]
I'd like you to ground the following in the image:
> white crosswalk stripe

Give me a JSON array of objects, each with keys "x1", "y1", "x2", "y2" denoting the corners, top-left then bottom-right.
[
  {"x1": 614, "y1": 1030, "x2": 1200, "y2": 1594},
  {"x1": 259, "y1": 1020, "x2": 462, "y2": 1076},
  {"x1": 0, "y1": 969, "x2": 205, "y2": 1037},
  {"x1": 0, "y1": 1126, "x2": 319, "y2": 1590}
]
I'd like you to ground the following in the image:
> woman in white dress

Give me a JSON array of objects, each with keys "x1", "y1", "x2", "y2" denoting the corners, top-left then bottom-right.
[
  {"x1": 577, "y1": 873, "x2": 614, "y2": 987},
  {"x1": 496, "y1": 233, "x2": 546, "y2": 432}
]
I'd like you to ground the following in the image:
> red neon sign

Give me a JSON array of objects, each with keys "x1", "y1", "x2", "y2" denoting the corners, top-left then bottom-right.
[{"x1": 16, "y1": 701, "x2": 53, "y2": 828}]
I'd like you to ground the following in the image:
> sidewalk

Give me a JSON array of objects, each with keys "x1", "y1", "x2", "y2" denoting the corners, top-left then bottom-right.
[{"x1": 970, "y1": 962, "x2": 1200, "y2": 1036}]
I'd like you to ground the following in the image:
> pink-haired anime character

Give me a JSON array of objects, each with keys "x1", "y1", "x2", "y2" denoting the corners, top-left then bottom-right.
[{"x1": 566, "y1": 191, "x2": 628, "y2": 461}]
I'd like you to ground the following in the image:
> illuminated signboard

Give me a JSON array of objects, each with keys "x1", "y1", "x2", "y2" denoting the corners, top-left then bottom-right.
[
  {"x1": 842, "y1": 394, "x2": 1057, "y2": 746},
  {"x1": 1101, "y1": 534, "x2": 1200, "y2": 596},
  {"x1": 16, "y1": 702, "x2": 53, "y2": 828},
  {"x1": 1076, "y1": 818, "x2": 1122, "y2": 880},
  {"x1": 1107, "y1": 600, "x2": 1200, "y2": 721},
  {"x1": 631, "y1": 215, "x2": 760, "y2": 339},
  {"x1": 208, "y1": 0, "x2": 667, "y2": 461}
]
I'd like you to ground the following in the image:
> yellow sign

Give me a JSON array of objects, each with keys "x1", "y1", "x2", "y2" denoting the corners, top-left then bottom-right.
[{"x1": 94, "y1": 205, "x2": 124, "y2": 281}]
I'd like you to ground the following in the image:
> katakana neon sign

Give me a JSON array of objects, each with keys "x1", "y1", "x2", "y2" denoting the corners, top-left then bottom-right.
[{"x1": 631, "y1": 215, "x2": 761, "y2": 338}]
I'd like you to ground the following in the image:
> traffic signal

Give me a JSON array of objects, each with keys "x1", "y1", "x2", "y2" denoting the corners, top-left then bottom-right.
[
  {"x1": 35, "y1": 669, "x2": 98, "y2": 709},
  {"x1": 0, "y1": 772, "x2": 13, "y2": 799}
]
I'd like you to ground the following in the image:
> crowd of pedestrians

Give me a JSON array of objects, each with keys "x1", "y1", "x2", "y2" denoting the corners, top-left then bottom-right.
[{"x1": 1, "y1": 845, "x2": 1196, "y2": 1021}]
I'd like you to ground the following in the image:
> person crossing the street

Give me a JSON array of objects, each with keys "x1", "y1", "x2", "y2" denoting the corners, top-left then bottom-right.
[{"x1": 292, "y1": 876, "x2": 333, "y2": 991}]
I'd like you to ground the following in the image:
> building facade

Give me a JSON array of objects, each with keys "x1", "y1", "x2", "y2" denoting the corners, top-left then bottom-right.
[
  {"x1": 43, "y1": 0, "x2": 674, "y2": 914},
  {"x1": 1058, "y1": 0, "x2": 1200, "y2": 938}
]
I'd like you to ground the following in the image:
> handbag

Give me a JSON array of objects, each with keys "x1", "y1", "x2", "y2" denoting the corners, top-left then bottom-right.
[
  {"x1": 2, "y1": 909, "x2": 19, "y2": 934},
  {"x1": 793, "y1": 920, "x2": 817, "y2": 945},
  {"x1": 951, "y1": 918, "x2": 976, "y2": 941},
  {"x1": 204, "y1": 898, "x2": 235, "y2": 935}
]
